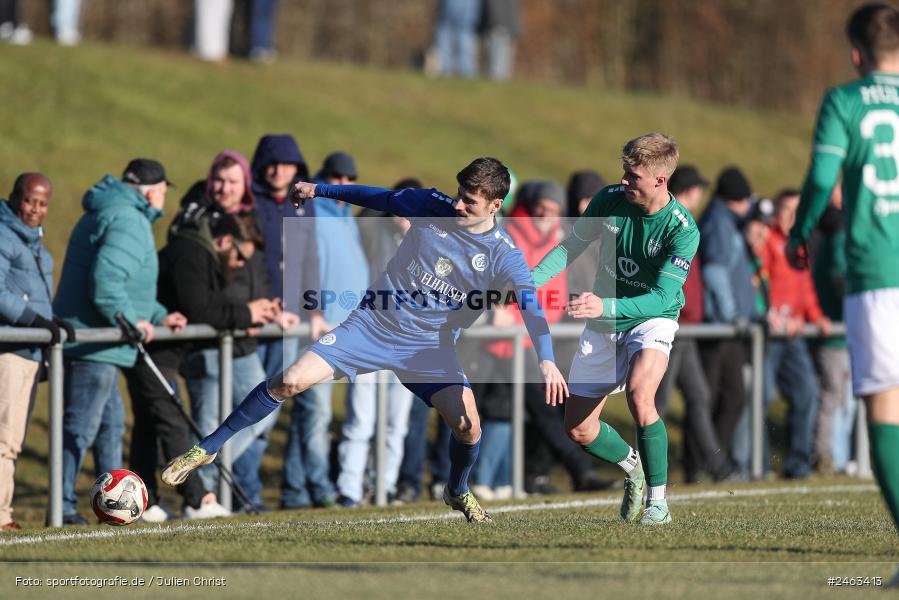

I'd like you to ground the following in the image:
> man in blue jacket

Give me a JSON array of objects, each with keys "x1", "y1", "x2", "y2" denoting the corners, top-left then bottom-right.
[
  {"x1": 279, "y1": 151, "x2": 367, "y2": 508},
  {"x1": 53, "y1": 159, "x2": 187, "y2": 525},
  {"x1": 0, "y1": 173, "x2": 61, "y2": 531},
  {"x1": 697, "y1": 167, "x2": 758, "y2": 478}
]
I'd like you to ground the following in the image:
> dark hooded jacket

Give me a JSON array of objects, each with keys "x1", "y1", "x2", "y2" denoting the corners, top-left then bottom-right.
[
  {"x1": 161, "y1": 152, "x2": 269, "y2": 359},
  {"x1": 250, "y1": 134, "x2": 320, "y2": 314}
]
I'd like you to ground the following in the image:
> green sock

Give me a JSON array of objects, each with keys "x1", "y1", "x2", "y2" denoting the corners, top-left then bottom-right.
[
  {"x1": 637, "y1": 418, "x2": 668, "y2": 488},
  {"x1": 581, "y1": 420, "x2": 635, "y2": 469},
  {"x1": 869, "y1": 423, "x2": 899, "y2": 532}
]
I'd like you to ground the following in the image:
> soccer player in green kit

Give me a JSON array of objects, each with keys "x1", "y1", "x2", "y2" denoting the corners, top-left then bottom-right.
[
  {"x1": 532, "y1": 133, "x2": 698, "y2": 525},
  {"x1": 788, "y1": 3, "x2": 899, "y2": 570}
]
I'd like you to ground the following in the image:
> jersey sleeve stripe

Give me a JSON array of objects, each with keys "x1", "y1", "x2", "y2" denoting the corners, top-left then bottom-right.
[
  {"x1": 659, "y1": 270, "x2": 686, "y2": 283},
  {"x1": 571, "y1": 228, "x2": 591, "y2": 242},
  {"x1": 813, "y1": 144, "x2": 847, "y2": 157}
]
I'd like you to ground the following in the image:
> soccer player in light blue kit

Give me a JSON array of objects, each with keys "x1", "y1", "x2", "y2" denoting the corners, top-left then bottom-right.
[{"x1": 163, "y1": 157, "x2": 569, "y2": 522}]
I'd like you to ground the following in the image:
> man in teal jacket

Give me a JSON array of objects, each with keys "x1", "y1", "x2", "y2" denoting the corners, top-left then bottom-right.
[{"x1": 53, "y1": 159, "x2": 186, "y2": 524}]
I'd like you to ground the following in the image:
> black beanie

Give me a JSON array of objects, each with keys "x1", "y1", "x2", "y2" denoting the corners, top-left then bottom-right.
[
  {"x1": 714, "y1": 167, "x2": 752, "y2": 201},
  {"x1": 566, "y1": 170, "x2": 606, "y2": 216}
]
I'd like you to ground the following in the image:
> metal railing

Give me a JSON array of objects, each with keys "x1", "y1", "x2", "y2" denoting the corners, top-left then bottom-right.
[{"x1": 0, "y1": 321, "x2": 868, "y2": 527}]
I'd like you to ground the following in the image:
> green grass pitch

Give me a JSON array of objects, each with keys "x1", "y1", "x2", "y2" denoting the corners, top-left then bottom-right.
[{"x1": 1, "y1": 479, "x2": 895, "y2": 598}]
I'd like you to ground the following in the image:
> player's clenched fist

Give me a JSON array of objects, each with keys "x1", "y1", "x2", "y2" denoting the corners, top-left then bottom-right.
[{"x1": 291, "y1": 181, "x2": 317, "y2": 208}]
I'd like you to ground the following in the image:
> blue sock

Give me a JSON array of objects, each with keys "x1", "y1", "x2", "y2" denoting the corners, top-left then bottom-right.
[
  {"x1": 199, "y1": 382, "x2": 281, "y2": 455},
  {"x1": 447, "y1": 434, "x2": 480, "y2": 496}
]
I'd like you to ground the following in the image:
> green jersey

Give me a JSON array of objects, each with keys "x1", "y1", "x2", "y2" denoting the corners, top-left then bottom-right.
[
  {"x1": 532, "y1": 185, "x2": 700, "y2": 333},
  {"x1": 791, "y1": 72, "x2": 899, "y2": 294}
]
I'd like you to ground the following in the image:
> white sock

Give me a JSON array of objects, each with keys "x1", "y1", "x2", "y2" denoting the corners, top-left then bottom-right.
[
  {"x1": 648, "y1": 485, "x2": 666, "y2": 502},
  {"x1": 618, "y1": 447, "x2": 639, "y2": 474}
]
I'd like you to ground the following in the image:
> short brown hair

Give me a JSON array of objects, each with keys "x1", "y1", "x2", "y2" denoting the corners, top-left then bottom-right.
[
  {"x1": 456, "y1": 157, "x2": 510, "y2": 201},
  {"x1": 847, "y1": 3, "x2": 899, "y2": 64},
  {"x1": 773, "y1": 188, "x2": 801, "y2": 211},
  {"x1": 621, "y1": 133, "x2": 679, "y2": 178}
]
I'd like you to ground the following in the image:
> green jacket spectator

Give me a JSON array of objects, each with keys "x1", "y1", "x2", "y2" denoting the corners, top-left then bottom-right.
[{"x1": 53, "y1": 175, "x2": 168, "y2": 367}]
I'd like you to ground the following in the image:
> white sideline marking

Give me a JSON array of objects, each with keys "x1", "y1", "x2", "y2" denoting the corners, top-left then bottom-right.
[{"x1": 0, "y1": 484, "x2": 877, "y2": 548}]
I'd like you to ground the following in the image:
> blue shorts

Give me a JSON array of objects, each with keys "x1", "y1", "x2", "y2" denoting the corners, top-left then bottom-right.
[{"x1": 307, "y1": 311, "x2": 470, "y2": 404}]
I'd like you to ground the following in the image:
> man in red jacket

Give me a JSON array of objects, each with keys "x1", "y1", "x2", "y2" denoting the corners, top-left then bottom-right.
[
  {"x1": 758, "y1": 189, "x2": 832, "y2": 478},
  {"x1": 474, "y1": 181, "x2": 608, "y2": 495}
]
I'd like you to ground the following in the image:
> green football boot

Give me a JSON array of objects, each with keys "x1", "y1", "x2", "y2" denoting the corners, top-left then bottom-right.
[
  {"x1": 638, "y1": 500, "x2": 672, "y2": 525},
  {"x1": 161, "y1": 444, "x2": 217, "y2": 486},
  {"x1": 443, "y1": 487, "x2": 493, "y2": 524},
  {"x1": 620, "y1": 455, "x2": 646, "y2": 523}
]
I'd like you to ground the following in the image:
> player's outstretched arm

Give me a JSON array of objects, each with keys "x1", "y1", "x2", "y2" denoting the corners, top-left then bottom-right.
[
  {"x1": 291, "y1": 181, "x2": 392, "y2": 211},
  {"x1": 292, "y1": 182, "x2": 453, "y2": 218}
]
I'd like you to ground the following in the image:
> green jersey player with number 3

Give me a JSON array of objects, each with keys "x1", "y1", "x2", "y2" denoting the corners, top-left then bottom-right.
[
  {"x1": 788, "y1": 3, "x2": 899, "y2": 580},
  {"x1": 532, "y1": 133, "x2": 699, "y2": 525}
]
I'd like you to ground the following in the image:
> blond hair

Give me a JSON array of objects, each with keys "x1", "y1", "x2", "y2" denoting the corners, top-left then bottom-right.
[{"x1": 621, "y1": 133, "x2": 679, "y2": 178}]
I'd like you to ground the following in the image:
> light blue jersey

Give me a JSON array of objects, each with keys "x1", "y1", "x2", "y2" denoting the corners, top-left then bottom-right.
[{"x1": 307, "y1": 184, "x2": 554, "y2": 361}]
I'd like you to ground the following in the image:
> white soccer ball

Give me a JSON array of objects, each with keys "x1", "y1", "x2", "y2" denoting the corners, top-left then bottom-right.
[{"x1": 90, "y1": 469, "x2": 148, "y2": 526}]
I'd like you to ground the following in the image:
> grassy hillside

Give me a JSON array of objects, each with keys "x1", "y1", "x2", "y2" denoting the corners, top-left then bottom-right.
[{"x1": 0, "y1": 39, "x2": 815, "y2": 263}]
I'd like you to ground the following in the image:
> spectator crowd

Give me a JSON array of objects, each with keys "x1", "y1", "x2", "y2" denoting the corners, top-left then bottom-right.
[{"x1": 0, "y1": 134, "x2": 856, "y2": 530}]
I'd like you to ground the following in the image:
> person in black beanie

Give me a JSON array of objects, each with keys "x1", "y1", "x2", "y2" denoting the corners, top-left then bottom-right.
[
  {"x1": 564, "y1": 170, "x2": 607, "y2": 298},
  {"x1": 697, "y1": 166, "x2": 759, "y2": 479}
]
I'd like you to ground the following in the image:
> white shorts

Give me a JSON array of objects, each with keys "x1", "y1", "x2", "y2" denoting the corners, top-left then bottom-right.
[
  {"x1": 844, "y1": 288, "x2": 899, "y2": 396},
  {"x1": 568, "y1": 318, "x2": 679, "y2": 399}
]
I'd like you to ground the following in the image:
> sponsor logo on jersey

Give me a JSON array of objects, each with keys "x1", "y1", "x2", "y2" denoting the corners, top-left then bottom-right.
[
  {"x1": 604, "y1": 221, "x2": 620, "y2": 234},
  {"x1": 603, "y1": 264, "x2": 651, "y2": 291},
  {"x1": 428, "y1": 223, "x2": 448, "y2": 238},
  {"x1": 647, "y1": 238, "x2": 663, "y2": 257},
  {"x1": 407, "y1": 259, "x2": 468, "y2": 304},
  {"x1": 653, "y1": 339, "x2": 672, "y2": 348},
  {"x1": 672, "y1": 208, "x2": 690, "y2": 228},
  {"x1": 435, "y1": 257, "x2": 454, "y2": 277},
  {"x1": 671, "y1": 256, "x2": 691, "y2": 271},
  {"x1": 618, "y1": 257, "x2": 640, "y2": 277},
  {"x1": 471, "y1": 253, "x2": 488, "y2": 272},
  {"x1": 319, "y1": 333, "x2": 337, "y2": 346}
]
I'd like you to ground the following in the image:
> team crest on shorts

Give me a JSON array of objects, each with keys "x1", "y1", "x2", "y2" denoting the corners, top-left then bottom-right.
[
  {"x1": 471, "y1": 253, "x2": 488, "y2": 272},
  {"x1": 319, "y1": 333, "x2": 337, "y2": 346},
  {"x1": 435, "y1": 257, "x2": 454, "y2": 277}
]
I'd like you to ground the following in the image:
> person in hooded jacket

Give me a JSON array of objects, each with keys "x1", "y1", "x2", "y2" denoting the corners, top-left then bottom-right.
[
  {"x1": 169, "y1": 151, "x2": 288, "y2": 508},
  {"x1": 0, "y1": 173, "x2": 64, "y2": 531},
  {"x1": 53, "y1": 159, "x2": 187, "y2": 525},
  {"x1": 249, "y1": 134, "x2": 325, "y2": 376},
  {"x1": 249, "y1": 136, "x2": 330, "y2": 508}
]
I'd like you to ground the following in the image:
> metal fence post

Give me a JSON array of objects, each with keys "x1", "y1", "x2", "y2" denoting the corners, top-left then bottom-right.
[
  {"x1": 750, "y1": 324, "x2": 765, "y2": 480},
  {"x1": 218, "y1": 333, "x2": 234, "y2": 511},
  {"x1": 375, "y1": 371, "x2": 388, "y2": 507},
  {"x1": 48, "y1": 339, "x2": 64, "y2": 527},
  {"x1": 512, "y1": 330, "x2": 525, "y2": 499}
]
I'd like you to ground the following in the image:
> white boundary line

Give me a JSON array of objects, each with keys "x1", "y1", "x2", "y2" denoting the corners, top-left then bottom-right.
[{"x1": 0, "y1": 483, "x2": 877, "y2": 548}]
